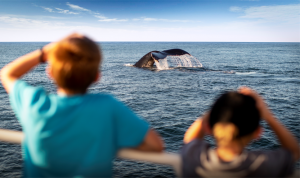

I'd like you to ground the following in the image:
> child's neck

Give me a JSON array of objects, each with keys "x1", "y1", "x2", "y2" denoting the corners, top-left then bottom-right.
[
  {"x1": 57, "y1": 88, "x2": 83, "y2": 96},
  {"x1": 216, "y1": 142, "x2": 245, "y2": 162}
]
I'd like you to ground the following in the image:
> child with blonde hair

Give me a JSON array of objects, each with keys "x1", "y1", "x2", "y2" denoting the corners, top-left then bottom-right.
[
  {"x1": 0, "y1": 33, "x2": 164, "y2": 177},
  {"x1": 181, "y1": 87, "x2": 299, "y2": 177}
]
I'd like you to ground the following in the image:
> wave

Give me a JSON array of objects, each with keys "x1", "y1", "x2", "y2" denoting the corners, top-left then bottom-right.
[{"x1": 235, "y1": 72, "x2": 257, "y2": 75}]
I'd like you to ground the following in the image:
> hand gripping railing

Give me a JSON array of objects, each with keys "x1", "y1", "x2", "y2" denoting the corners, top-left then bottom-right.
[{"x1": 0, "y1": 128, "x2": 182, "y2": 177}]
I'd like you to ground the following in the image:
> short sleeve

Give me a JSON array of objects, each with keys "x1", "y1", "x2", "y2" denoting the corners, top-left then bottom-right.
[
  {"x1": 262, "y1": 148, "x2": 295, "y2": 177},
  {"x1": 9, "y1": 80, "x2": 49, "y2": 125},
  {"x1": 180, "y1": 139, "x2": 209, "y2": 177},
  {"x1": 112, "y1": 98, "x2": 149, "y2": 148}
]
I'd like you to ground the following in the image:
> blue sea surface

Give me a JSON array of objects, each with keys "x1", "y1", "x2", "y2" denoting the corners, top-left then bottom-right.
[{"x1": 0, "y1": 42, "x2": 299, "y2": 177}]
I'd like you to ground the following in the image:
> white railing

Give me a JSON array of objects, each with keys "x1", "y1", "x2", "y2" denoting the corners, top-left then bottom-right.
[
  {"x1": 1, "y1": 128, "x2": 299, "y2": 178},
  {"x1": 0, "y1": 128, "x2": 182, "y2": 177}
]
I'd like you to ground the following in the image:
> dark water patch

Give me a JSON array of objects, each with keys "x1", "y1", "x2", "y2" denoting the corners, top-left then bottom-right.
[{"x1": 113, "y1": 159, "x2": 175, "y2": 178}]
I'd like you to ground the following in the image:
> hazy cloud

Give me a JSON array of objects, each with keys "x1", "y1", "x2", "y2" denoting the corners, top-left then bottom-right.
[
  {"x1": 94, "y1": 15, "x2": 128, "y2": 22},
  {"x1": 94, "y1": 15, "x2": 107, "y2": 19},
  {"x1": 242, "y1": 4, "x2": 300, "y2": 23},
  {"x1": 232, "y1": 4, "x2": 300, "y2": 23},
  {"x1": 55, "y1": 8, "x2": 79, "y2": 15},
  {"x1": 66, "y1": 2, "x2": 91, "y2": 12},
  {"x1": 37, "y1": 3, "x2": 192, "y2": 23},
  {"x1": 0, "y1": 15, "x2": 298, "y2": 42},
  {"x1": 0, "y1": 15, "x2": 64, "y2": 28},
  {"x1": 163, "y1": 19, "x2": 191, "y2": 22},
  {"x1": 65, "y1": 3, "x2": 127, "y2": 22},
  {"x1": 139, "y1": 17, "x2": 191, "y2": 22},
  {"x1": 143, "y1": 18, "x2": 157, "y2": 21},
  {"x1": 99, "y1": 18, "x2": 128, "y2": 22},
  {"x1": 230, "y1": 6, "x2": 243, "y2": 12},
  {"x1": 42, "y1": 7, "x2": 54, "y2": 13},
  {"x1": 34, "y1": 4, "x2": 79, "y2": 15}
]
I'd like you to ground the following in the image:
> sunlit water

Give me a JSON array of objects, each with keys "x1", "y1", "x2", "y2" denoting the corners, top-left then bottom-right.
[{"x1": 0, "y1": 42, "x2": 299, "y2": 177}]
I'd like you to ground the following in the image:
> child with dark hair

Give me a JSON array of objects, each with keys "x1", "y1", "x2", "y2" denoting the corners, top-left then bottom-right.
[
  {"x1": 181, "y1": 87, "x2": 299, "y2": 177},
  {"x1": 0, "y1": 33, "x2": 164, "y2": 177}
]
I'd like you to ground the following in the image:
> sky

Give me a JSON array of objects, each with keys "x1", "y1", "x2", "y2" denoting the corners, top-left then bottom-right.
[{"x1": 0, "y1": 0, "x2": 299, "y2": 42}]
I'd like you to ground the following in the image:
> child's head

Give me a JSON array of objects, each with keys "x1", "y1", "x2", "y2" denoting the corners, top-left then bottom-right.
[
  {"x1": 48, "y1": 34, "x2": 102, "y2": 94},
  {"x1": 209, "y1": 91, "x2": 261, "y2": 146}
]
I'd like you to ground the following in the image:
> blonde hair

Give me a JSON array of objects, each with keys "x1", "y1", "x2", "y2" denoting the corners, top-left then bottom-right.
[{"x1": 48, "y1": 36, "x2": 101, "y2": 93}]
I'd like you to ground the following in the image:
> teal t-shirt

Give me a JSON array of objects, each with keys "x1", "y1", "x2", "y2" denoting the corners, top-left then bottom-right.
[{"x1": 9, "y1": 80, "x2": 149, "y2": 177}]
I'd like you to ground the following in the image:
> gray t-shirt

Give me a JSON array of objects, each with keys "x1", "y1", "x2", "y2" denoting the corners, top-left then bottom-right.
[{"x1": 180, "y1": 139, "x2": 294, "y2": 177}]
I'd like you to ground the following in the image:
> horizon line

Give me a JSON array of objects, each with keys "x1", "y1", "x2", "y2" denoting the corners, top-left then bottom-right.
[{"x1": 0, "y1": 41, "x2": 299, "y2": 43}]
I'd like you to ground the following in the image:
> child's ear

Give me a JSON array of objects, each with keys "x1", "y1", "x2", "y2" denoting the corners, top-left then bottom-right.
[
  {"x1": 94, "y1": 72, "x2": 101, "y2": 83},
  {"x1": 203, "y1": 121, "x2": 212, "y2": 135},
  {"x1": 46, "y1": 66, "x2": 53, "y2": 80},
  {"x1": 253, "y1": 126, "x2": 263, "y2": 140}
]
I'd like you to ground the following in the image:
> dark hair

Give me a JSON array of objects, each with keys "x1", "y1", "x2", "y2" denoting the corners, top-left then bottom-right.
[{"x1": 209, "y1": 91, "x2": 260, "y2": 138}]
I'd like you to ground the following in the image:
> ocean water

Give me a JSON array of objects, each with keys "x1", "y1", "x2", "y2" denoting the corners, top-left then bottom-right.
[{"x1": 0, "y1": 42, "x2": 299, "y2": 177}]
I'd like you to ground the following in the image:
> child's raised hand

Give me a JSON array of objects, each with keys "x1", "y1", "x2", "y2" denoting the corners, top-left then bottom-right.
[
  {"x1": 42, "y1": 42, "x2": 57, "y2": 62},
  {"x1": 238, "y1": 86, "x2": 272, "y2": 121},
  {"x1": 239, "y1": 86, "x2": 300, "y2": 161},
  {"x1": 183, "y1": 112, "x2": 211, "y2": 144}
]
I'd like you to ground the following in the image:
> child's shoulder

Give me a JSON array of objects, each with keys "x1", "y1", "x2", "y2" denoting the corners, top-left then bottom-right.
[
  {"x1": 80, "y1": 92, "x2": 111, "y2": 100},
  {"x1": 87, "y1": 92, "x2": 114, "y2": 98},
  {"x1": 84, "y1": 93, "x2": 120, "y2": 104}
]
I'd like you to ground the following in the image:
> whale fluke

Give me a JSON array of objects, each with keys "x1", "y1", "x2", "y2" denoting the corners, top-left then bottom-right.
[{"x1": 134, "y1": 49, "x2": 190, "y2": 68}]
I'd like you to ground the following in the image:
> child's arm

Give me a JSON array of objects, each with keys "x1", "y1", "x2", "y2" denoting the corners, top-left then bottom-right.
[
  {"x1": 0, "y1": 33, "x2": 82, "y2": 93},
  {"x1": 0, "y1": 43, "x2": 54, "y2": 93},
  {"x1": 239, "y1": 87, "x2": 300, "y2": 161},
  {"x1": 183, "y1": 112, "x2": 210, "y2": 144},
  {"x1": 0, "y1": 49, "x2": 42, "y2": 93},
  {"x1": 135, "y1": 129, "x2": 164, "y2": 152}
]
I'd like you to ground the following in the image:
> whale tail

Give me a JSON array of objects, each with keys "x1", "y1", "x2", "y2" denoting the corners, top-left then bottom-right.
[{"x1": 134, "y1": 49, "x2": 190, "y2": 68}]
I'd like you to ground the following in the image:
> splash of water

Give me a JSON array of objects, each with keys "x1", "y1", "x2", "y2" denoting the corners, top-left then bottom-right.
[
  {"x1": 155, "y1": 54, "x2": 202, "y2": 70},
  {"x1": 124, "y1": 63, "x2": 134, "y2": 67},
  {"x1": 155, "y1": 59, "x2": 169, "y2": 70}
]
